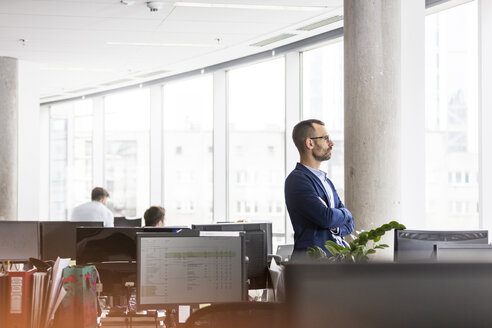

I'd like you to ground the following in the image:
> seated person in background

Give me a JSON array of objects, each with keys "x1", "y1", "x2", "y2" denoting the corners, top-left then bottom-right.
[
  {"x1": 71, "y1": 187, "x2": 114, "y2": 227},
  {"x1": 144, "y1": 206, "x2": 166, "y2": 227}
]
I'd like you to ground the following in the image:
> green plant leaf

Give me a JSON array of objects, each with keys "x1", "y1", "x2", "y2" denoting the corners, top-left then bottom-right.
[
  {"x1": 316, "y1": 220, "x2": 405, "y2": 263},
  {"x1": 325, "y1": 241, "x2": 343, "y2": 256},
  {"x1": 307, "y1": 246, "x2": 327, "y2": 260}
]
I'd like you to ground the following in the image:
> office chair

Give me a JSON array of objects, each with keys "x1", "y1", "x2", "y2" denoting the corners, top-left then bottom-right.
[{"x1": 183, "y1": 302, "x2": 285, "y2": 328}]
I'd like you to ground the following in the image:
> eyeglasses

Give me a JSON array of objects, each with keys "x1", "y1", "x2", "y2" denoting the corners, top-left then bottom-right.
[{"x1": 310, "y1": 135, "x2": 330, "y2": 142}]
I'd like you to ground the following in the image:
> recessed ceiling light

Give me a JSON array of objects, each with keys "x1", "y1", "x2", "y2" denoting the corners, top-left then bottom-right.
[
  {"x1": 173, "y1": 2, "x2": 328, "y2": 11},
  {"x1": 40, "y1": 66, "x2": 115, "y2": 72},
  {"x1": 106, "y1": 41, "x2": 221, "y2": 47}
]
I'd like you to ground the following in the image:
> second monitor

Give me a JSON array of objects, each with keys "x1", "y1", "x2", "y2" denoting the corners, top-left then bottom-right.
[
  {"x1": 394, "y1": 229, "x2": 488, "y2": 262},
  {"x1": 192, "y1": 222, "x2": 272, "y2": 289}
]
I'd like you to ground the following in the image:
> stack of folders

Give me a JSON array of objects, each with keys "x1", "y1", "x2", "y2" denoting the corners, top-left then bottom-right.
[
  {"x1": 42, "y1": 257, "x2": 71, "y2": 328},
  {"x1": 7, "y1": 268, "x2": 37, "y2": 328},
  {"x1": 0, "y1": 270, "x2": 9, "y2": 327},
  {"x1": 30, "y1": 271, "x2": 50, "y2": 328},
  {"x1": 1, "y1": 257, "x2": 71, "y2": 328}
]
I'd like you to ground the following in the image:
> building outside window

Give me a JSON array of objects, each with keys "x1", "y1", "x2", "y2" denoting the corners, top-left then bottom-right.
[
  {"x1": 49, "y1": 99, "x2": 93, "y2": 220},
  {"x1": 228, "y1": 58, "x2": 286, "y2": 239},
  {"x1": 162, "y1": 75, "x2": 214, "y2": 226},
  {"x1": 104, "y1": 88, "x2": 150, "y2": 217},
  {"x1": 302, "y1": 40, "x2": 345, "y2": 197},
  {"x1": 425, "y1": 1, "x2": 478, "y2": 229}
]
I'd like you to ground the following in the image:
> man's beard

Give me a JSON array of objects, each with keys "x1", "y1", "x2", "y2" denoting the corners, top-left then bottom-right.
[{"x1": 313, "y1": 148, "x2": 331, "y2": 161}]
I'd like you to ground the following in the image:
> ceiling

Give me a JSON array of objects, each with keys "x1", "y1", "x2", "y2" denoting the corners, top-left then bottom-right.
[{"x1": 0, "y1": 0, "x2": 343, "y2": 101}]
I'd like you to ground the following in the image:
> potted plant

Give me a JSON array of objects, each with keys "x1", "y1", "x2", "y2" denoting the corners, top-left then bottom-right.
[{"x1": 307, "y1": 221, "x2": 406, "y2": 263}]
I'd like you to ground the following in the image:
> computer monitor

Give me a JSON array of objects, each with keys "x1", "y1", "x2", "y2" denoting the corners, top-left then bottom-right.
[
  {"x1": 114, "y1": 216, "x2": 142, "y2": 227},
  {"x1": 40, "y1": 221, "x2": 104, "y2": 261},
  {"x1": 284, "y1": 263, "x2": 492, "y2": 328},
  {"x1": 394, "y1": 229, "x2": 488, "y2": 262},
  {"x1": 435, "y1": 244, "x2": 492, "y2": 263},
  {"x1": 76, "y1": 227, "x2": 190, "y2": 299},
  {"x1": 137, "y1": 232, "x2": 247, "y2": 310},
  {"x1": 276, "y1": 244, "x2": 294, "y2": 262},
  {"x1": 0, "y1": 221, "x2": 40, "y2": 262},
  {"x1": 192, "y1": 222, "x2": 272, "y2": 289},
  {"x1": 76, "y1": 227, "x2": 143, "y2": 264}
]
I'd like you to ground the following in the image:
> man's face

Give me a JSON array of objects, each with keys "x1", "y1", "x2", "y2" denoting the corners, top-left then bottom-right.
[{"x1": 310, "y1": 124, "x2": 333, "y2": 162}]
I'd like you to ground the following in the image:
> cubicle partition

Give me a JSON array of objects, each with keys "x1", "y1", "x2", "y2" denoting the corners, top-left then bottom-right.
[
  {"x1": 285, "y1": 263, "x2": 492, "y2": 328},
  {"x1": 0, "y1": 221, "x2": 40, "y2": 262}
]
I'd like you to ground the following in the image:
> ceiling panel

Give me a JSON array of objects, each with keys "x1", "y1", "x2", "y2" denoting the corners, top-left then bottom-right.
[
  {"x1": 0, "y1": 0, "x2": 343, "y2": 99},
  {"x1": 166, "y1": 6, "x2": 329, "y2": 24}
]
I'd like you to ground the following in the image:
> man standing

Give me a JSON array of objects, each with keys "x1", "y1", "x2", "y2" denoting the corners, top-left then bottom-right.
[
  {"x1": 71, "y1": 187, "x2": 114, "y2": 227},
  {"x1": 285, "y1": 119, "x2": 354, "y2": 259}
]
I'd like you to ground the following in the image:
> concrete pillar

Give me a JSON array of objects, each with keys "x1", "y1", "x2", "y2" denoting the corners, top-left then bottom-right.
[
  {"x1": 344, "y1": 1, "x2": 401, "y2": 232},
  {"x1": 0, "y1": 57, "x2": 18, "y2": 220}
]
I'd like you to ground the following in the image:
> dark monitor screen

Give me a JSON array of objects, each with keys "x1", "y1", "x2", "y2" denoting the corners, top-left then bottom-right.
[
  {"x1": 394, "y1": 229, "x2": 488, "y2": 262},
  {"x1": 76, "y1": 227, "x2": 188, "y2": 298},
  {"x1": 137, "y1": 232, "x2": 247, "y2": 309},
  {"x1": 40, "y1": 221, "x2": 104, "y2": 261},
  {"x1": 76, "y1": 227, "x2": 144, "y2": 264},
  {"x1": 0, "y1": 221, "x2": 40, "y2": 262},
  {"x1": 192, "y1": 222, "x2": 272, "y2": 289},
  {"x1": 285, "y1": 263, "x2": 492, "y2": 328},
  {"x1": 76, "y1": 226, "x2": 190, "y2": 264},
  {"x1": 114, "y1": 217, "x2": 142, "y2": 227}
]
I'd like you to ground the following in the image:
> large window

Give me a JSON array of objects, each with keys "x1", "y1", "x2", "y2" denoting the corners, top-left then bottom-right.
[
  {"x1": 104, "y1": 89, "x2": 150, "y2": 217},
  {"x1": 302, "y1": 40, "x2": 345, "y2": 197},
  {"x1": 228, "y1": 58, "x2": 286, "y2": 234},
  {"x1": 49, "y1": 108, "x2": 68, "y2": 220},
  {"x1": 72, "y1": 101, "x2": 93, "y2": 211},
  {"x1": 163, "y1": 75, "x2": 214, "y2": 226},
  {"x1": 425, "y1": 1, "x2": 478, "y2": 229},
  {"x1": 49, "y1": 99, "x2": 93, "y2": 219}
]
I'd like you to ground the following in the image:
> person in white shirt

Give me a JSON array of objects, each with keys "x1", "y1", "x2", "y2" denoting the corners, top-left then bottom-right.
[{"x1": 71, "y1": 187, "x2": 114, "y2": 227}]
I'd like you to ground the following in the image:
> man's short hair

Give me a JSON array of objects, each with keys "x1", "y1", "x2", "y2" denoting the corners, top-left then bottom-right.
[
  {"x1": 292, "y1": 119, "x2": 325, "y2": 152},
  {"x1": 144, "y1": 206, "x2": 166, "y2": 227},
  {"x1": 91, "y1": 187, "x2": 109, "y2": 201}
]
